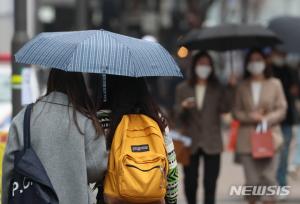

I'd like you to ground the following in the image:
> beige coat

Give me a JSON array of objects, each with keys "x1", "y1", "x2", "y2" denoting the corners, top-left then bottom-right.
[
  {"x1": 233, "y1": 78, "x2": 287, "y2": 153},
  {"x1": 175, "y1": 81, "x2": 232, "y2": 154}
]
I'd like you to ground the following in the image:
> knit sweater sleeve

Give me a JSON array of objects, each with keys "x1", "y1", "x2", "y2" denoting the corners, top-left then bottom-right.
[{"x1": 164, "y1": 130, "x2": 179, "y2": 204}]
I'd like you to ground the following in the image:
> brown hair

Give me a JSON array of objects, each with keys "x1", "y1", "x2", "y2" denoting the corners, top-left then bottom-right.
[{"x1": 45, "y1": 69, "x2": 102, "y2": 135}]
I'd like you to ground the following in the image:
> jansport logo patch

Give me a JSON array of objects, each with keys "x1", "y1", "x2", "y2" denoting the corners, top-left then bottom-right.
[{"x1": 131, "y1": 144, "x2": 150, "y2": 152}]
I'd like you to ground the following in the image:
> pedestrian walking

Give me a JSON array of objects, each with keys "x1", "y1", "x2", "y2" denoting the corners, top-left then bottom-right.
[
  {"x1": 12, "y1": 29, "x2": 182, "y2": 204},
  {"x1": 175, "y1": 52, "x2": 234, "y2": 204},
  {"x1": 233, "y1": 49, "x2": 287, "y2": 204},
  {"x1": 2, "y1": 69, "x2": 107, "y2": 204},
  {"x1": 292, "y1": 130, "x2": 300, "y2": 169},
  {"x1": 98, "y1": 76, "x2": 178, "y2": 204},
  {"x1": 269, "y1": 49, "x2": 300, "y2": 192}
]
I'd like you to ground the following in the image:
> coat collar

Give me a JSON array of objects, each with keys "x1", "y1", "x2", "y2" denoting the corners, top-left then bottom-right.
[{"x1": 41, "y1": 91, "x2": 70, "y2": 106}]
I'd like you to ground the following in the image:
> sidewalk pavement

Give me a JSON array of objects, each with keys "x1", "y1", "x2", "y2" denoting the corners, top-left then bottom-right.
[{"x1": 177, "y1": 152, "x2": 300, "y2": 204}]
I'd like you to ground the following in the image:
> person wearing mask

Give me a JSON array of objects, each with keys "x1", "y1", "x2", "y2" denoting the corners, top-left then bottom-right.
[
  {"x1": 270, "y1": 49, "x2": 300, "y2": 193},
  {"x1": 233, "y1": 49, "x2": 287, "y2": 204},
  {"x1": 175, "y1": 52, "x2": 234, "y2": 204},
  {"x1": 2, "y1": 69, "x2": 107, "y2": 204}
]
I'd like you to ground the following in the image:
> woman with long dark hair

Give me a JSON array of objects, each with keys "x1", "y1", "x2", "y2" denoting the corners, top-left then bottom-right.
[
  {"x1": 100, "y1": 76, "x2": 178, "y2": 204},
  {"x1": 175, "y1": 52, "x2": 234, "y2": 204},
  {"x1": 2, "y1": 69, "x2": 107, "y2": 204},
  {"x1": 233, "y1": 49, "x2": 287, "y2": 204}
]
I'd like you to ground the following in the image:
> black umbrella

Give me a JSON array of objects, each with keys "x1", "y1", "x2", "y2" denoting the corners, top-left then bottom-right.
[
  {"x1": 269, "y1": 16, "x2": 300, "y2": 53},
  {"x1": 179, "y1": 24, "x2": 281, "y2": 51}
]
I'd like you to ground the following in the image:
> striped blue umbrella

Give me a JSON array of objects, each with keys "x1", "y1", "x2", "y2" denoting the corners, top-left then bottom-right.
[{"x1": 15, "y1": 29, "x2": 182, "y2": 77}]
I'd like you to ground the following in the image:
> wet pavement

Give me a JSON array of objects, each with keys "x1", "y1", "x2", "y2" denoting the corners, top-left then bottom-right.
[{"x1": 177, "y1": 152, "x2": 300, "y2": 204}]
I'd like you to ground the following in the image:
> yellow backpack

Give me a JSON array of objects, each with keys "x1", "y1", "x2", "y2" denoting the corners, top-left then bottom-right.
[{"x1": 104, "y1": 114, "x2": 169, "y2": 203}]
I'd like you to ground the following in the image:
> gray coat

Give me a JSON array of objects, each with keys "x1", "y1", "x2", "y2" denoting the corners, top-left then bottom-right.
[{"x1": 2, "y1": 92, "x2": 107, "y2": 204}]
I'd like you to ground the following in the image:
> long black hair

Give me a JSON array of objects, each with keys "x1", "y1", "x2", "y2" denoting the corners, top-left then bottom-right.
[
  {"x1": 244, "y1": 49, "x2": 273, "y2": 79},
  {"x1": 103, "y1": 76, "x2": 167, "y2": 148},
  {"x1": 189, "y1": 51, "x2": 217, "y2": 86},
  {"x1": 44, "y1": 69, "x2": 102, "y2": 135}
]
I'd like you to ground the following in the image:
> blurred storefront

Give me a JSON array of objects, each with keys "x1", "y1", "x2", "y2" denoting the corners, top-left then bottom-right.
[
  {"x1": 0, "y1": 53, "x2": 12, "y2": 199},
  {"x1": 0, "y1": 0, "x2": 13, "y2": 53},
  {"x1": 2, "y1": 0, "x2": 300, "y2": 111},
  {"x1": 206, "y1": 0, "x2": 300, "y2": 25}
]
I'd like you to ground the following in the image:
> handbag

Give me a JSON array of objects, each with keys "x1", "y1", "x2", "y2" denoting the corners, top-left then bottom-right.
[
  {"x1": 8, "y1": 104, "x2": 59, "y2": 204},
  {"x1": 167, "y1": 130, "x2": 191, "y2": 166},
  {"x1": 173, "y1": 140, "x2": 191, "y2": 166},
  {"x1": 227, "y1": 120, "x2": 240, "y2": 152},
  {"x1": 251, "y1": 120, "x2": 274, "y2": 159}
]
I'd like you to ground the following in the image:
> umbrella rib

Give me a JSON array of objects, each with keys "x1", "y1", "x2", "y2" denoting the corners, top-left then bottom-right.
[
  {"x1": 105, "y1": 32, "x2": 139, "y2": 77},
  {"x1": 15, "y1": 29, "x2": 182, "y2": 77},
  {"x1": 65, "y1": 31, "x2": 98, "y2": 71}
]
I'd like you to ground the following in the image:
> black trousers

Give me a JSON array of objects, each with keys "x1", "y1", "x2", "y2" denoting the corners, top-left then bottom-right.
[{"x1": 184, "y1": 148, "x2": 221, "y2": 204}]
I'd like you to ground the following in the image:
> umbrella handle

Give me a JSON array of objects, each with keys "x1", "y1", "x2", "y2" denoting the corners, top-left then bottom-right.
[
  {"x1": 230, "y1": 51, "x2": 234, "y2": 74},
  {"x1": 102, "y1": 74, "x2": 107, "y2": 103}
]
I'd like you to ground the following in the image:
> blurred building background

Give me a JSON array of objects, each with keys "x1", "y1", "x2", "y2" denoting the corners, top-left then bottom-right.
[
  {"x1": 1, "y1": 1, "x2": 300, "y2": 203},
  {"x1": 2, "y1": 0, "x2": 300, "y2": 53},
  {"x1": 1, "y1": 0, "x2": 300, "y2": 127},
  {"x1": 1, "y1": 0, "x2": 300, "y2": 124}
]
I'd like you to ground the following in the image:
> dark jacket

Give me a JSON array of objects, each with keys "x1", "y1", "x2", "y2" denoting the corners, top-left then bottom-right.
[
  {"x1": 175, "y1": 81, "x2": 233, "y2": 154},
  {"x1": 272, "y1": 65, "x2": 299, "y2": 125}
]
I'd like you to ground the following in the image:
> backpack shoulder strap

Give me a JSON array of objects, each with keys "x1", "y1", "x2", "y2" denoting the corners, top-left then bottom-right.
[{"x1": 23, "y1": 103, "x2": 34, "y2": 150}]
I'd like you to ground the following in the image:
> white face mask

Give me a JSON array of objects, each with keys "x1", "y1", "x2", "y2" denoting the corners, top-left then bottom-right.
[
  {"x1": 195, "y1": 65, "x2": 212, "y2": 79},
  {"x1": 247, "y1": 62, "x2": 266, "y2": 76}
]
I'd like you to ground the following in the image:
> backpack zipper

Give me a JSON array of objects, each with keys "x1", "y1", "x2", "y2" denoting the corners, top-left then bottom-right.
[
  {"x1": 160, "y1": 166, "x2": 165, "y2": 188},
  {"x1": 125, "y1": 164, "x2": 160, "y2": 172},
  {"x1": 126, "y1": 164, "x2": 166, "y2": 189}
]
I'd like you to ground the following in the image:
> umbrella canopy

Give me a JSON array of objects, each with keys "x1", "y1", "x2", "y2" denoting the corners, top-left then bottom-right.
[
  {"x1": 15, "y1": 29, "x2": 182, "y2": 77},
  {"x1": 269, "y1": 16, "x2": 300, "y2": 53},
  {"x1": 179, "y1": 24, "x2": 281, "y2": 51}
]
